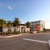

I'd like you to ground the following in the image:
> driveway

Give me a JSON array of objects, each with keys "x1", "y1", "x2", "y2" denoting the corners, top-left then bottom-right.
[{"x1": 0, "y1": 33, "x2": 50, "y2": 50}]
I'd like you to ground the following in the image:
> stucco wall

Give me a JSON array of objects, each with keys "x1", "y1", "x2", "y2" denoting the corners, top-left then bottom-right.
[
  {"x1": 3, "y1": 27, "x2": 8, "y2": 32},
  {"x1": 40, "y1": 21, "x2": 45, "y2": 31},
  {"x1": 19, "y1": 25, "x2": 26, "y2": 32},
  {"x1": 2, "y1": 26, "x2": 30, "y2": 33},
  {"x1": 9, "y1": 27, "x2": 16, "y2": 32},
  {"x1": 26, "y1": 28, "x2": 30, "y2": 32},
  {"x1": 3, "y1": 27, "x2": 17, "y2": 32}
]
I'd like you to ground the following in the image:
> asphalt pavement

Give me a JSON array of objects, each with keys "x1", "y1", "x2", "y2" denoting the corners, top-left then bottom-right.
[{"x1": 0, "y1": 33, "x2": 50, "y2": 50}]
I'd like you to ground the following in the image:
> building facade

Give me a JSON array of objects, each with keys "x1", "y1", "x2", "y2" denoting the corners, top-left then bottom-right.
[
  {"x1": 0, "y1": 24, "x2": 30, "y2": 33},
  {"x1": 30, "y1": 20, "x2": 45, "y2": 31}
]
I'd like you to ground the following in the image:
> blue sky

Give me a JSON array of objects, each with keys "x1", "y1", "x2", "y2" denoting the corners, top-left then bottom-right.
[{"x1": 0, "y1": 0, "x2": 50, "y2": 29}]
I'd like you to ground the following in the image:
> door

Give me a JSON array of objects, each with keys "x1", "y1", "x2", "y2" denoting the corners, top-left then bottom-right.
[
  {"x1": 0, "y1": 27, "x2": 2, "y2": 32},
  {"x1": 21, "y1": 27, "x2": 25, "y2": 33}
]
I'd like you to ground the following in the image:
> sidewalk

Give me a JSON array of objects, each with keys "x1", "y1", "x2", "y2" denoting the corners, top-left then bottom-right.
[
  {"x1": 0, "y1": 33, "x2": 32, "y2": 38},
  {"x1": 0, "y1": 34, "x2": 22, "y2": 38},
  {"x1": 0, "y1": 32, "x2": 50, "y2": 38}
]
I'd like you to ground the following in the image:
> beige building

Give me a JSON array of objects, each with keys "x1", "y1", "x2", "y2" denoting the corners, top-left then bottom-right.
[
  {"x1": 0, "y1": 24, "x2": 30, "y2": 33},
  {"x1": 30, "y1": 20, "x2": 45, "y2": 31}
]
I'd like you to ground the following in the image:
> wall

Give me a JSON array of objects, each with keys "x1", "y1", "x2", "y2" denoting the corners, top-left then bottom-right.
[
  {"x1": 3, "y1": 27, "x2": 8, "y2": 32},
  {"x1": 19, "y1": 25, "x2": 26, "y2": 33},
  {"x1": 26, "y1": 28, "x2": 30, "y2": 32},
  {"x1": 9, "y1": 27, "x2": 16, "y2": 32},
  {"x1": 3, "y1": 27, "x2": 17, "y2": 32},
  {"x1": 40, "y1": 21, "x2": 45, "y2": 31},
  {"x1": 2, "y1": 26, "x2": 30, "y2": 33}
]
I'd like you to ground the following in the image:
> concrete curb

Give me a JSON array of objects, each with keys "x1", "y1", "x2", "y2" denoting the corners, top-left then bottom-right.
[
  {"x1": 0, "y1": 34, "x2": 22, "y2": 38},
  {"x1": 0, "y1": 33, "x2": 50, "y2": 38}
]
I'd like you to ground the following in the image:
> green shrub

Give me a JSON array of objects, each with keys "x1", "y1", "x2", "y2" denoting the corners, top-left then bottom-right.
[
  {"x1": 43, "y1": 28, "x2": 46, "y2": 32},
  {"x1": 16, "y1": 31, "x2": 20, "y2": 34},
  {"x1": 26, "y1": 31, "x2": 30, "y2": 33}
]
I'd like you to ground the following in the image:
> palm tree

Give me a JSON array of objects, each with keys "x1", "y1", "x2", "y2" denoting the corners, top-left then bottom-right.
[
  {"x1": 13, "y1": 17, "x2": 20, "y2": 26},
  {"x1": 25, "y1": 21, "x2": 30, "y2": 28},
  {"x1": 0, "y1": 19, "x2": 6, "y2": 26},
  {"x1": 7, "y1": 20, "x2": 12, "y2": 27}
]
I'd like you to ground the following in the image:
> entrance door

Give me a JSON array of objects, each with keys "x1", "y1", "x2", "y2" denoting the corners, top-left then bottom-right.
[
  {"x1": 0, "y1": 27, "x2": 2, "y2": 32},
  {"x1": 21, "y1": 27, "x2": 25, "y2": 33}
]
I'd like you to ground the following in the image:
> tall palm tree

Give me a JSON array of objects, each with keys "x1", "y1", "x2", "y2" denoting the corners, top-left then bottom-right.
[
  {"x1": 7, "y1": 20, "x2": 12, "y2": 27},
  {"x1": 0, "y1": 19, "x2": 6, "y2": 26},
  {"x1": 25, "y1": 21, "x2": 30, "y2": 28},
  {"x1": 13, "y1": 17, "x2": 20, "y2": 26}
]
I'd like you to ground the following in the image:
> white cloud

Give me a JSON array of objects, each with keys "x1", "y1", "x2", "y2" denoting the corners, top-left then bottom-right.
[{"x1": 8, "y1": 6, "x2": 13, "y2": 10}]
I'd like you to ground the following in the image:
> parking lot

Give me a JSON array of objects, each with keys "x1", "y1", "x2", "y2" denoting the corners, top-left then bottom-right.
[{"x1": 0, "y1": 33, "x2": 50, "y2": 50}]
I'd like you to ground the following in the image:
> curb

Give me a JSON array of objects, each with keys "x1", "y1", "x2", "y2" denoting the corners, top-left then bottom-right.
[{"x1": 0, "y1": 34, "x2": 22, "y2": 38}]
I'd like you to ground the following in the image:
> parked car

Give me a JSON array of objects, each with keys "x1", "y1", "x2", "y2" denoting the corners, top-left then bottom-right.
[{"x1": 30, "y1": 28, "x2": 37, "y2": 33}]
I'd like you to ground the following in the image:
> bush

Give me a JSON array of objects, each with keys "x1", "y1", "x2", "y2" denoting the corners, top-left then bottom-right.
[
  {"x1": 15, "y1": 31, "x2": 20, "y2": 34},
  {"x1": 26, "y1": 31, "x2": 30, "y2": 33},
  {"x1": 43, "y1": 28, "x2": 46, "y2": 32},
  {"x1": 0, "y1": 31, "x2": 20, "y2": 36},
  {"x1": 13, "y1": 31, "x2": 20, "y2": 35}
]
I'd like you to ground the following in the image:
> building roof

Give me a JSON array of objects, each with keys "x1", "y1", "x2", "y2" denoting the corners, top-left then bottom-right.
[{"x1": 30, "y1": 20, "x2": 45, "y2": 24}]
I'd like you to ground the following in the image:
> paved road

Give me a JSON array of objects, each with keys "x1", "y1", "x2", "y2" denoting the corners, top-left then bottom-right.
[{"x1": 0, "y1": 33, "x2": 50, "y2": 50}]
